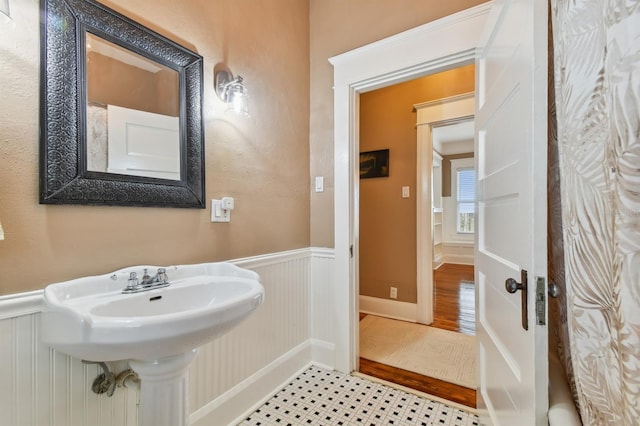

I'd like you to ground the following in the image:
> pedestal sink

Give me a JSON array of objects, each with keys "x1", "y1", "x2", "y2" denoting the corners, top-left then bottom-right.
[{"x1": 40, "y1": 262, "x2": 264, "y2": 426}]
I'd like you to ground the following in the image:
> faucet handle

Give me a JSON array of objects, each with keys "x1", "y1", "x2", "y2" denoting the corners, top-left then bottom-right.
[
  {"x1": 122, "y1": 272, "x2": 140, "y2": 293},
  {"x1": 156, "y1": 268, "x2": 168, "y2": 283},
  {"x1": 127, "y1": 272, "x2": 139, "y2": 286}
]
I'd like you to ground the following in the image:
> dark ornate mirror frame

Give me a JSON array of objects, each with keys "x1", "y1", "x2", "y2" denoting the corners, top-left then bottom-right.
[{"x1": 40, "y1": 0, "x2": 205, "y2": 207}]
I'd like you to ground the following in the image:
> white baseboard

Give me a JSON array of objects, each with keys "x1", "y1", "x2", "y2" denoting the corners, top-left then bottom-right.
[
  {"x1": 311, "y1": 338, "x2": 335, "y2": 368},
  {"x1": 190, "y1": 339, "x2": 334, "y2": 426},
  {"x1": 441, "y1": 255, "x2": 474, "y2": 265},
  {"x1": 359, "y1": 295, "x2": 417, "y2": 322}
]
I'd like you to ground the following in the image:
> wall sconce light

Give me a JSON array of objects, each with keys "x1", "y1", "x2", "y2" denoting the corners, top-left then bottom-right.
[
  {"x1": 215, "y1": 70, "x2": 249, "y2": 117},
  {"x1": 0, "y1": 0, "x2": 12, "y2": 23}
]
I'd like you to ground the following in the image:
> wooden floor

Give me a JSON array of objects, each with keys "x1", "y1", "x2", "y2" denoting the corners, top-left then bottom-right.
[
  {"x1": 433, "y1": 263, "x2": 475, "y2": 335},
  {"x1": 359, "y1": 263, "x2": 477, "y2": 408}
]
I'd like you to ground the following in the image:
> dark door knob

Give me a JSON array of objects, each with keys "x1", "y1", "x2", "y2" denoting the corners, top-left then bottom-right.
[
  {"x1": 505, "y1": 277, "x2": 524, "y2": 293},
  {"x1": 548, "y1": 281, "x2": 560, "y2": 298},
  {"x1": 505, "y1": 269, "x2": 528, "y2": 330}
]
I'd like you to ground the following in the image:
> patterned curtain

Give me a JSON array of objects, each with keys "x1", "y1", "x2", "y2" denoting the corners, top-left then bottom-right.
[{"x1": 549, "y1": 0, "x2": 640, "y2": 424}]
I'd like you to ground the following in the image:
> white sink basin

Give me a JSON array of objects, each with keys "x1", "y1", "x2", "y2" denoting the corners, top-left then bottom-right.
[{"x1": 40, "y1": 262, "x2": 265, "y2": 362}]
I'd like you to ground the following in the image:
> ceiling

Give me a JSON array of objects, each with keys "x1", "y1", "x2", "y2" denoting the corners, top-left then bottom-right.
[{"x1": 432, "y1": 119, "x2": 474, "y2": 155}]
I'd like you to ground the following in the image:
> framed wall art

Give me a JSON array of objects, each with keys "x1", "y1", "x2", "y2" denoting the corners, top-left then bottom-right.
[{"x1": 360, "y1": 149, "x2": 389, "y2": 179}]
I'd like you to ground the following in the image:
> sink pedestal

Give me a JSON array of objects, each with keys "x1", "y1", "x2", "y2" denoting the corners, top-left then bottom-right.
[
  {"x1": 129, "y1": 349, "x2": 198, "y2": 426},
  {"x1": 41, "y1": 262, "x2": 264, "y2": 426}
]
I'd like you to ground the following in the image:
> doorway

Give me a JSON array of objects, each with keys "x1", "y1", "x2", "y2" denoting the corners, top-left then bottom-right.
[
  {"x1": 330, "y1": 2, "x2": 550, "y2": 423},
  {"x1": 357, "y1": 80, "x2": 477, "y2": 405},
  {"x1": 357, "y1": 66, "x2": 474, "y2": 324},
  {"x1": 328, "y1": 0, "x2": 491, "y2": 378}
]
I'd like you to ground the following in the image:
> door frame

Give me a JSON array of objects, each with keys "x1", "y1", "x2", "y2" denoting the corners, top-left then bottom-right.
[
  {"x1": 329, "y1": 2, "x2": 492, "y2": 373},
  {"x1": 414, "y1": 93, "x2": 475, "y2": 325}
]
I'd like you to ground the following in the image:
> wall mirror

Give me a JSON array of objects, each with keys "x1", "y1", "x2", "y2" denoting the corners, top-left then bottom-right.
[{"x1": 40, "y1": 0, "x2": 205, "y2": 207}]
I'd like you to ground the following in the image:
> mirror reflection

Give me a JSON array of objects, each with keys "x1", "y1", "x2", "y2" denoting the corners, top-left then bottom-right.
[{"x1": 85, "y1": 32, "x2": 181, "y2": 180}]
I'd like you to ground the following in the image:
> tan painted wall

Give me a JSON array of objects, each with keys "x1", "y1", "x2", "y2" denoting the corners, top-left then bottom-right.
[
  {"x1": 358, "y1": 66, "x2": 475, "y2": 303},
  {"x1": 87, "y1": 51, "x2": 179, "y2": 117},
  {"x1": 309, "y1": 0, "x2": 486, "y2": 248},
  {"x1": 0, "y1": 0, "x2": 309, "y2": 295}
]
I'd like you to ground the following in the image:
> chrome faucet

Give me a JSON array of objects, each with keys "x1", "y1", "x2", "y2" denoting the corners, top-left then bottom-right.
[{"x1": 122, "y1": 268, "x2": 170, "y2": 294}]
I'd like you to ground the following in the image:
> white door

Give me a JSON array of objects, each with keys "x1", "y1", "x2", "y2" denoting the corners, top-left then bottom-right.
[
  {"x1": 475, "y1": 0, "x2": 548, "y2": 424},
  {"x1": 107, "y1": 104, "x2": 181, "y2": 180}
]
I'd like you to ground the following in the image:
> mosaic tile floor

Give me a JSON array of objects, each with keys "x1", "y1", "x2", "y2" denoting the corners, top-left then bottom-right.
[{"x1": 239, "y1": 366, "x2": 478, "y2": 425}]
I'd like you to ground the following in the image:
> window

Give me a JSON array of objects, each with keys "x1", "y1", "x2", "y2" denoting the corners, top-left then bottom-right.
[{"x1": 456, "y1": 168, "x2": 475, "y2": 233}]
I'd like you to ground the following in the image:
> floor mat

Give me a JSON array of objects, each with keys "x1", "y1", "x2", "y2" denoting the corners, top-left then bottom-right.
[{"x1": 359, "y1": 315, "x2": 477, "y2": 389}]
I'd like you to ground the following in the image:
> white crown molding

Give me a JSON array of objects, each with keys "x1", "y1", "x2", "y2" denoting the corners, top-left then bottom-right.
[{"x1": 413, "y1": 92, "x2": 475, "y2": 111}]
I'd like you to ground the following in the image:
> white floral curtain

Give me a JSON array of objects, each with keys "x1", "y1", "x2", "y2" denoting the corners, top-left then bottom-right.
[{"x1": 550, "y1": 0, "x2": 640, "y2": 424}]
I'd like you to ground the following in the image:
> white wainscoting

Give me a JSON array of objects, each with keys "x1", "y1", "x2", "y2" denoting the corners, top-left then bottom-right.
[{"x1": 0, "y1": 248, "x2": 335, "y2": 426}]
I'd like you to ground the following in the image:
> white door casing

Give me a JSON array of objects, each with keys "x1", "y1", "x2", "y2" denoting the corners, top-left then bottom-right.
[
  {"x1": 414, "y1": 93, "x2": 475, "y2": 325},
  {"x1": 475, "y1": 0, "x2": 548, "y2": 424},
  {"x1": 329, "y1": 3, "x2": 491, "y2": 373}
]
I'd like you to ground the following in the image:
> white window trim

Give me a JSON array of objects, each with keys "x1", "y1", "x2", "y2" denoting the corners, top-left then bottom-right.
[{"x1": 444, "y1": 157, "x2": 475, "y2": 242}]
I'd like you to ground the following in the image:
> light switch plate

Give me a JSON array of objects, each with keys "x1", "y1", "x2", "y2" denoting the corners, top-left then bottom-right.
[
  {"x1": 315, "y1": 176, "x2": 324, "y2": 192},
  {"x1": 402, "y1": 186, "x2": 410, "y2": 198},
  {"x1": 211, "y1": 199, "x2": 230, "y2": 222}
]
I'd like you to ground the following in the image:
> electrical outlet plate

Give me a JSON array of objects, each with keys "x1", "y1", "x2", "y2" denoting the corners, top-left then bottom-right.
[
  {"x1": 390, "y1": 286, "x2": 398, "y2": 299},
  {"x1": 221, "y1": 197, "x2": 234, "y2": 210}
]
